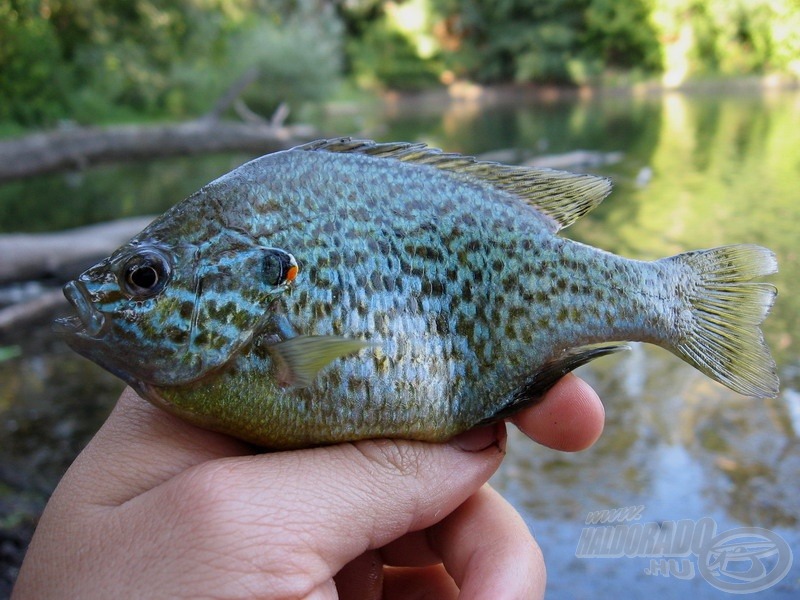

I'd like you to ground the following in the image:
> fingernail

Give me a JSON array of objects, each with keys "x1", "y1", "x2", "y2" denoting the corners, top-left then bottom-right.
[{"x1": 451, "y1": 422, "x2": 505, "y2": 453}]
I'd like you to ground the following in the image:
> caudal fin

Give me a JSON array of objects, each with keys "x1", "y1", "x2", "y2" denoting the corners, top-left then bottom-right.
[{"x1": 666, "y1": 245, "x2": 779, "y2": 398}]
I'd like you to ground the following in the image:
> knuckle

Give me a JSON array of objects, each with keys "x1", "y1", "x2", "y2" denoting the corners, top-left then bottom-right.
[
  {"x1": 350, "y1": 439, "x2": 428, "y2": 480},
  {"x1": 167, "y1": 460, "x2": 248, "y2": 535}
]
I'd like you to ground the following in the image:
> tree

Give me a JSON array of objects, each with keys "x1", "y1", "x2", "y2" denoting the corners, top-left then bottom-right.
[
  {"x1": 0, "y1": 0, "x2": 344, "y2": 127},
  {"x1": 430, "y1": 0, "x2": 662, "y2": 84},
  {"x1": 0, "y1": 1, "x2": 70, "y2": 125}
]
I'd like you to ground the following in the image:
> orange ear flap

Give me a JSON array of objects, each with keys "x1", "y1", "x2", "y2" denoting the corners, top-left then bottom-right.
[{"x1": 285, "y1": 263, "x2": 299, "y2": 283}]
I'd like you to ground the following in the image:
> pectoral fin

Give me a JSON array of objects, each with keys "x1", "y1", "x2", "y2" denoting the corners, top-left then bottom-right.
[
  {"x1": 477, "y1": 342, "x2": 630, "y2": 425},
  {"x1": 269, "y1": 335, "x2": 373, "y2": 388}
]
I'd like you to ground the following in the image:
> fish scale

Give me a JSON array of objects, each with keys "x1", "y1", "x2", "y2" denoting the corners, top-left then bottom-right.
[{"x1": 56, "y1": 139, "x2": 779, "y2": 448}]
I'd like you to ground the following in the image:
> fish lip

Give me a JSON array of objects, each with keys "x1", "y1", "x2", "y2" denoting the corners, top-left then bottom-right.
[{"x1": 54, "y1": 280, "x2": 107, "y2": 338}]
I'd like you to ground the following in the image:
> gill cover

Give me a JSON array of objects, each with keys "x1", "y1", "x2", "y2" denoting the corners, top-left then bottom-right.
[
  {"x1": 65, "y1": 239, "x2": 298, "y2": 388},
  {"x1": 161, "y1": 244, "x2": 299, "y2": 386}
]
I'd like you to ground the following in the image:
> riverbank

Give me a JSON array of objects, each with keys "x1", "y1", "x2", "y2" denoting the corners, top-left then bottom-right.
[{"x1": 371, "y1": 73, "x2": 800, "y2": 112}]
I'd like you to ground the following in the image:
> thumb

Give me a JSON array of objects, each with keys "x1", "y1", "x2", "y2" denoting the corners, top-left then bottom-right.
[
  {"x1": 124, "y1": 423, "x2": 508, "y2": 597},
  {"x1": 19, "y1": 387, "x2": 508, "y2": 599}
]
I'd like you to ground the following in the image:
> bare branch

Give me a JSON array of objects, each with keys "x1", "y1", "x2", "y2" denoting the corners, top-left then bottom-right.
[{"x1": 204, "y1": 66, "x2": 262, "y2": 122}]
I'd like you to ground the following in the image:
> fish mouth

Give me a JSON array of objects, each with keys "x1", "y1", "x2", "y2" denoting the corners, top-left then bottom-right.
[{"x1": 54, "y1": 280, "x2": 107, "y2": 338}]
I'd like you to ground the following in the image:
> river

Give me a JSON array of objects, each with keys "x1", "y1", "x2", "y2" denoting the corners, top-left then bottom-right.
[{"x1": 1, "y1": 87, "x2": 798, "y2": 597}]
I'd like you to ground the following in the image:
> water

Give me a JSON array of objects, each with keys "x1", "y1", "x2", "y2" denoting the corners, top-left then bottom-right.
[{"x1": 1, "y1": 88, "x2": 799, "y2": 597}]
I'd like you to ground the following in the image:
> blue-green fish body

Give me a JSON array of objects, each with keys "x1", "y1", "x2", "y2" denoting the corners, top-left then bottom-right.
[{"x1": 57, "y1": 139, "x2": 779, "y2": 448}]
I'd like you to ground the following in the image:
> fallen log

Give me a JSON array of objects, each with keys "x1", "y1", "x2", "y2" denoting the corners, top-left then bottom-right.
[
  {"x1": 0, "y1": 288, "x2": 65, "y2": 335},
  {"x1": 524, "y1": 150, "x2": 623, "y2": 170},
  {"x1": 0, "y1": 119, "x2": 317, "y2": 182},
  {"x1": 476, "y1": 148, "x2": 624, "y2": 171},
  {"x1": 0, "y1": 216, "x2": 155, "y2": 284}
]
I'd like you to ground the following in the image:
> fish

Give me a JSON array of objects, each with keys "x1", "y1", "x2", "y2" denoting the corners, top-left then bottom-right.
[{"x1": 55, "y1": 138, "x2": 779, "y2": 449}]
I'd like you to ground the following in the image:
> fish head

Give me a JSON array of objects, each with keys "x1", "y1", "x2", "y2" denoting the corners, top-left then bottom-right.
[{"x1": 55, "y1": 236, "x2": 298, "y2": 388}]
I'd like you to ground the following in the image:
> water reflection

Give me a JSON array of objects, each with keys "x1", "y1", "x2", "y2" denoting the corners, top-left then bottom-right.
[
  {"x1": 378, "y1": 89, "x2": 800, "y2": 596},
  {"x1": 1, "y1": 88, "x2": 799, "y2": 596}
]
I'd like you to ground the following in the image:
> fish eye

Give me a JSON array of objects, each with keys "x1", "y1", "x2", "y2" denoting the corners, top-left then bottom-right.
[
  {"x1": 121, "y1": 250, "x2": 171, "y2": 298},
  {"x1": 262, "y1": 249, "x2": 299, "y2": 287}
]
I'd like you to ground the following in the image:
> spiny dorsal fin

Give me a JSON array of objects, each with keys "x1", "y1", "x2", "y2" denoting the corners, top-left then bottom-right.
[{"x1": 293, "y1": 138, "x2": 612, "y2": 231}]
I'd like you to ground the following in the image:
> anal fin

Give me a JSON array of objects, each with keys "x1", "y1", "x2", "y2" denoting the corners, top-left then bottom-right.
[{"x1": 477, "y1": 343, "x2": 629, "y2": 425}]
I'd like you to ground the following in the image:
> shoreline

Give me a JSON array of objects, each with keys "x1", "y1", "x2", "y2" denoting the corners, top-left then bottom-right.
[{"x1": 372, "y1": 73, "x2": 800, "y2": 110}]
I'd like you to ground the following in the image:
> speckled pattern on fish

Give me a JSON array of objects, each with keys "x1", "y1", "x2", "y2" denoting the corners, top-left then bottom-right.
[{"x1": 56, "y1": 139, "x2": 779, "y2": 448}]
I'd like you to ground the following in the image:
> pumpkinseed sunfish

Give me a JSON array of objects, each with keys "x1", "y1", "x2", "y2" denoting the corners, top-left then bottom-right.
[{"x1": 55, "y1": 139, "x2": 779, "y2": 448}]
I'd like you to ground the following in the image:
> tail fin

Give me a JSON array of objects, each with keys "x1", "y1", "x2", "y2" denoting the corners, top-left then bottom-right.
[{"x1": 666, "y1": 245, "x2": 779, "y2": 398}]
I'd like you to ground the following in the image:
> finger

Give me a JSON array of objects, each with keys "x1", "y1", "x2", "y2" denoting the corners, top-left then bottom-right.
[
  {"x1": 63, "y1": 387, "x2": 252, "y2": 506},
  {"x1": 511, "y1": 373, "x2": 604, "y2": 451},
  {"x1": 28, "y1": 427, "x2": 509, "y2": 600},
  {"x1": 336, "y1": 561, "x2": 460, "y2": 600},
  {"x1": 383, "y1": 565, "x2": 459, "y2": 599},
  {"x1": 376, "y1": 485, "x2": 544, "y2": 597},
  {"x1": 333, "y1": 550, "x2": 383, "y2": 600},
  {"x1": 380, "y1": 530, "x2": 441, "y2": 567},
  {"x1": 427, "y1": 485, "x2": 545, "y2": 600},
  {"x1": 118, "y1": 424, "x2": 508, "y2": 598}
]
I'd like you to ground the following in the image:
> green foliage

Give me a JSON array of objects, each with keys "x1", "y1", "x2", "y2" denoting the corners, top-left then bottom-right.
[
  {"x1": 0, "y1": 1, "x2": 71, "y2": 125},
  {"x1": 231, "y1": 4, "x2": 343, "y2": 116},
  {"x1": 652, "y1": 0, "x2": 800, "y2": 78},
  {"x1": 0, "y1": 0, "x2": 344, "y2": 127},
  {"x1": 347, "y1": 17, "x2": 440, "y2": 91},
  {"x1": 48, "y1": 0, "x2": 228, "y2": 120},
  {"x1": 161, "y1": 2, "x2": 344, "y2": 118},
  {"x1": 582, "y1": 0, "x2": 662, "y2": 71},
  {"x1": 430, "y1": 0, "x2": 662, "y2": 84},
  {"x1": 431, "y1": 0, "x2": 572, "y2": 83},
  {"x1": 2, "y1": 0, "x2": 800, "y2": 129}
]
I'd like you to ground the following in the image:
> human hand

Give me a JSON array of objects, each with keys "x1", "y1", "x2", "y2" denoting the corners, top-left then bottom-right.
[{"x1": 12, "y1": 374, "x2": 603, "y2": 599}]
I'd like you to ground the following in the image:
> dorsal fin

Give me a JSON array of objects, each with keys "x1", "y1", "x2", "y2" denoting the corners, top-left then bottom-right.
[{"x1": 292, "y1": 138, "x2": 612, "y2": 231}]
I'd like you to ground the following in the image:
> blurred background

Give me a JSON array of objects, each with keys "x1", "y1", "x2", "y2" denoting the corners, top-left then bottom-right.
[{"x1": 1, "y1": 1, "x2": 799, "y2": 597}]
